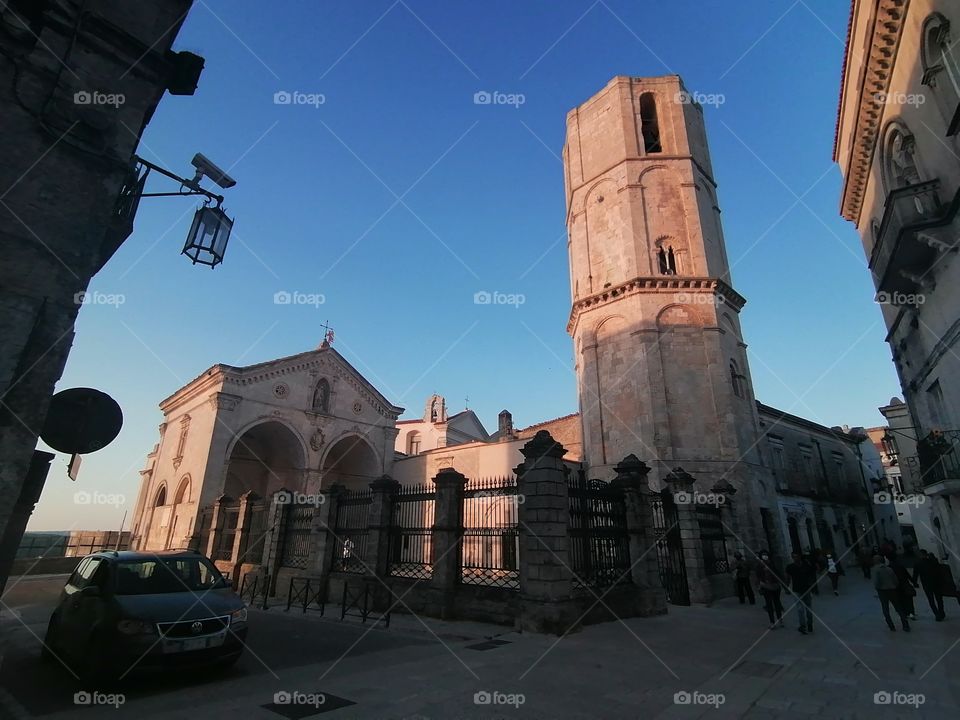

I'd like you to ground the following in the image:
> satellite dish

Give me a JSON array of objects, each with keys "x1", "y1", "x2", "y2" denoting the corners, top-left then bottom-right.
[{"x1": 41, "y1": 388, "x2": 123, "y2": 455}]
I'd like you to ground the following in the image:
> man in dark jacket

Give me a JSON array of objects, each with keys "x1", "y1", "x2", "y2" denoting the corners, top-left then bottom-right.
[
  {"x1": 913, "y1": 549, "x2": 946, "y2": 620},
  {"x1": 785, "y1": 552, "x2": 816, "y2": 634},
  {"x1": 875, "y1": 555, "x2": 910, "y2": 631},
  {"x1": 733, "y1": 552, "x2": 755, "y2": 605}
]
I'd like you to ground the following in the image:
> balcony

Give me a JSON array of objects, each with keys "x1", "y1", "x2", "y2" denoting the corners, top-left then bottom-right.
[
  {"x1": 869, "y1": 179, "x2": 957, "y2": 296},
  {"x1": 902, "y1": 429, "x2": 960, "y2": 495}
]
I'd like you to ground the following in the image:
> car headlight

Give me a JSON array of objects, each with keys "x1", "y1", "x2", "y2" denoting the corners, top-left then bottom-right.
[
  {"x1": 230, "y1": 607, "x2": 247, "y2": 624},
  {"x1": 116, "y1": 619, "x2": 152, "y2": 635}
]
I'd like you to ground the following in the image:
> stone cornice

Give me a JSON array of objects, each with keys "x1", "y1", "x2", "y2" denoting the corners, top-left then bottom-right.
[
  {"x1": 838, "y1": 0, "x2": 909, "y2": 223},
  {"x1": 566, "y1": 276, "x2": 746, "y2": 334}
]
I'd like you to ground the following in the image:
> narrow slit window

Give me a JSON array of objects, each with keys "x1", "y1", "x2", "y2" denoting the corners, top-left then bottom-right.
[{"x1": 639, "y1": 93, "x2": 662, "y2": 153}]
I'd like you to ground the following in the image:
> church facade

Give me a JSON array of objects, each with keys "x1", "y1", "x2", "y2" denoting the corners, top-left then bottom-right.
[{"x1": 131, "y1": 75, "x2": 895, "y2": 609}]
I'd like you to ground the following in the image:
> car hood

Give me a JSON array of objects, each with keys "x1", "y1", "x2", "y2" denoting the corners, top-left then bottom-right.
[{"x1": 113, "y1": 588, "x2": 243, "y2": 622}]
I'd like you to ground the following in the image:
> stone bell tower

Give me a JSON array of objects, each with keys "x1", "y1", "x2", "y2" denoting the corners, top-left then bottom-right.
[{"x1": 564, "y1": 76, "x2": 772, "y2": 538}]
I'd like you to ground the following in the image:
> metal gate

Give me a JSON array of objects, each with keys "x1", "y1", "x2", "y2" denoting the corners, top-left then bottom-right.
[
  {"x1": 567, "y1": 472, "x2": 632, "y2": 590},
  {"x1": 332, "y1": 489, "x2": 372, "y2": 573},
  {"x1": 387, "y1": 484, "x2": 434, "y2": 580},
  {"x1": 650, "y1": 490, "x2": 690, "y2": 605},
  {"x1": 279, "y1": 503, "x2": 314, "y2": 569}
]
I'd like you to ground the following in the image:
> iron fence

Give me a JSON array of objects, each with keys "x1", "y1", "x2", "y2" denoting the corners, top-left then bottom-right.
[
  {"x1": 567, "y1": 472, "x2": 631, "y2": 590},
  {"x1": 388, "y1": 484, "x2": 434, "y2": 580},
  {"x1": 651, "y1": 492, "x2": 690, "y2": 605},
  {"x1": 213, "y1": 505, "x2": 239, "y2": 561},
  {"x1": 461, "y1": 476, "x2": 519, "y2": 590},
  {"x1": 332, "y1": 489, "x2": 372, "y2": 573},
  {"x1": 696, "y1": 504, "x2": 728, "y2": 576},
  {"x1": 239, "y1": 502, "x2": 269, "y2": 565},
  {"x1": 279, "y1": 503, "x2": 314, "y2": 569}
]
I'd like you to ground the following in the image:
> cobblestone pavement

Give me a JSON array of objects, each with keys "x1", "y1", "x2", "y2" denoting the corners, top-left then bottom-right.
[{"x1": 2, "y1": 572, "x2": 958, "y2": 718}]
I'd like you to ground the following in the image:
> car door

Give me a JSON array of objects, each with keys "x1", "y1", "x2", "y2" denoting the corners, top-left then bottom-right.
[{"x1": 57, "y1": 557, "x2": 104, "y2": 654}]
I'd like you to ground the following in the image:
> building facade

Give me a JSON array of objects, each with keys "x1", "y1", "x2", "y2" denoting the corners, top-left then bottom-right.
[
  {"x1": 835, "y1": 0, "x2": 960, "y2": 573},
  {"x1": 0, "y1": 1, "x2": 200, "y2": 587}
]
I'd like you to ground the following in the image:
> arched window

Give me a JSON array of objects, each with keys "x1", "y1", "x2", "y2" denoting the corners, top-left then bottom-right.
[
  {"x1": 312, "y1": 378, "x2": 330, "y2": 413},
  {"x1": 881, "y1": 123, "x2": 922, "y2": 194},
  {"x1": 154, "y1": 484, "x2": 167, "y2": 507},
  {"x1": 407, "y1": 431, "x2": 421, "y2": 456},
  {"x1": 174, "y1": 476, "x2": 190, "y2": 504},
  {"x1": 639, "y1": 93, "x2": 662, "y2": 154},
  {"x1": 921, "y1": 13, "x2": 960, "y2": 135},
  {"x1": 657, "y1": 245, "x2": 677, "y2": 275}
]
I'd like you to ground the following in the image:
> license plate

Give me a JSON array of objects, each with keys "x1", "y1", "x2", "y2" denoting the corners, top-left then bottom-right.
[{"x1": 163, "y1": 632, "x2": 226, "y2": 654}]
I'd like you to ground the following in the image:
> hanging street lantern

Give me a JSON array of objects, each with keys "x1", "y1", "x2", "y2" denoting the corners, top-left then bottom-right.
[
  {"x1": 123, "y1": 153, "x2": 238, "y2": 267},
  {"x1": 182, "y1": 201, "x2": 233, "y2": 267}
]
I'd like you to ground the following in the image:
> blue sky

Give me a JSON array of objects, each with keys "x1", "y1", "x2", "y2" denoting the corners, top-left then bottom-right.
[{"x1": 30, "y1": 0, "x2": 900, "y2": 531}]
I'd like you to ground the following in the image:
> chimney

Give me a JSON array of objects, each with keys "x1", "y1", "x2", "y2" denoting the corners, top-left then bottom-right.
[{"x1": 498, "y1": 409, "x2": 513, "y2": 439}]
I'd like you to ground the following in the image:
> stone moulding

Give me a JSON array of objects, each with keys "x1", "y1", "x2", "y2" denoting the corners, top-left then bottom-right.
[
  {"x1": 838, "y1": 0, "x2": 908, "y2": 223},
  {"x1": 566, "y1": 275, "x2": 746, "y2": 333}
]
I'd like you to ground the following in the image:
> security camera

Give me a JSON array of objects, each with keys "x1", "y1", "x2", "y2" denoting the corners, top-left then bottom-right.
[{"x1": 190, "y1": 153, "x2": 236, "y2": 189}]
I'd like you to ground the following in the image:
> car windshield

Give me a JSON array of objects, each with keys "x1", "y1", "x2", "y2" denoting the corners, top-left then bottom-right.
[{"x1": 114, "y1": 556, "x2": 229, "y2": 595}]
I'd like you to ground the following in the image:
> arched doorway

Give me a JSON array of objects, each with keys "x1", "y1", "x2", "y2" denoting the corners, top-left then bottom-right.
[
  {"x1": 321, "y1": 434, "x2": 379, "y2": 491},
  {"x1": 223, "y1": 420, "x2": 306, "y2": 498}
]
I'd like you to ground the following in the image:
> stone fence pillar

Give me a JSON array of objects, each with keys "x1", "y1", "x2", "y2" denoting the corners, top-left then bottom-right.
[
  {"x1": 205, "y1": 494, "x2": 232, "y2": 560},
  {"x1": 309, "y1": 483, "x2": 343, "y2": 578},
  {"x1": 366, "y1": 475, "x2": 399, "y2": 579},
  {"x1": 517, "y1": 430, "x2": 578, "y2": 634},
  {"x1": 664, "y1": 467, "x2": 711, "y2": 604},
  {"x1": 430, "y1": 468, "x2": 467, "y2": 618},
  {"x1": 612, "y1": 455, "x2": 667, "y2": 615},
  {"x1": 261, "y1": 488, "x2": 290, "y2": 593},
  {"x1": 230, "y1": 491, "x2": 258, "y2": 570}
]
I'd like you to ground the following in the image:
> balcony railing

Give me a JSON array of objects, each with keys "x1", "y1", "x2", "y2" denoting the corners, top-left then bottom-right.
[
  {"x1": 869, "y1": 179, "x2": 947, "y2": 295},
  {"x1": 901, "y1": 429, "x2": 960, "y2": 488}
]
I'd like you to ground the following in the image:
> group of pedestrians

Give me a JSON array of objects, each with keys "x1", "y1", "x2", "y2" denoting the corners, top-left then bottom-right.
[{"x1": 733, "y1": 545, "x2": 958, "y2": 634}]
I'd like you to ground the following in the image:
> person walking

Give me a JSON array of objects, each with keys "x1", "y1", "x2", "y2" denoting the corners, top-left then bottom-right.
[
  {"x1": 826, "y1": 552, "x2": 842, "y2": 595},
  {"x1": 874, "y1": 555, "x2": 910, "y2": 631},
  {"x1": 785, "y1": 552, "x2": 816, "y2": 634},
  {"x1": 889, "y1": 553, "x2": 918, "y2": 620},
  {"x1": 733, "y1": 552, "x2": 756, "y2": 605},
  {"x1": 913, "y1": 549, "x2": 946, "y2": 620},
  {"x1": 756, "y1": 551, "x2": 784, "y2": 629}
]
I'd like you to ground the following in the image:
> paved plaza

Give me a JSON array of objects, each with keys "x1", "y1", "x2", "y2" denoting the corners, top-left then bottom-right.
[{"x1": 1, "y1": 570, "x2": 958, "y2": 719}]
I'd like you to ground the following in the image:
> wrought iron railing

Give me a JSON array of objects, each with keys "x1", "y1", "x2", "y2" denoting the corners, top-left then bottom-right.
[
  {"x1": 279, "y1": 503, "x2": 314, "y2": 569},
  {"x1": 902, "y1": 429, "x2": 960, "y2": 487},
  {"x1": 461, "y1": 476, "x2": 519, "y2": 590},
  {"x1": 387, "y1": 484, "x2": 435, "y2": 580},
  {"x1": 869, "y1": 179, "x2": 942, "y2": 293},
  {"x1": 696, "y1": 505, "x2": 729, "y2": 576},
  {"x1": 332, "y1": 489, "x2": 372, "y2": 573},
  {"x1": 567, "y1": 472, "x2": 631, "y2": 590}
]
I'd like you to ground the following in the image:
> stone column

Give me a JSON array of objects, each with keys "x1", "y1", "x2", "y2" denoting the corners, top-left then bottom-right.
[
  {"x1": 230, "y1": 491, "x2": 258, "y2": 573},
  {"x1": 611, "y1": 454, "x2": 667, "y2": 615},
  {"x1": 309, "y1": 484, "x2": 343, "y2": 578},
  {"x1": 205, "y1": 495, "x2": 231, "y2": 561},
  {"x1": 430, "y1": 468, "x2": 467, "y2": 618},
  {"x1": 664, "y1": 467, "x2": 711, "y2": 604},
  {"x1": 262, "y1": 489, "x2": 290, "y2": 593},
  {"x1": 366, "y1": 475, "x2": 399, "y2": 579},
  {"x1": 517, "y1": 430, "x2": 579, "y2": 634}
]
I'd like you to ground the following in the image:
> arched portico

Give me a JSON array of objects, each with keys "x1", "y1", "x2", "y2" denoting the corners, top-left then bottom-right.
[
  {"x1": 321, "y1": 433, "x2": 380, "y2": 491},
  {"x1": 223, "y1": 419, "x2": 307, "y2": 498}
]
